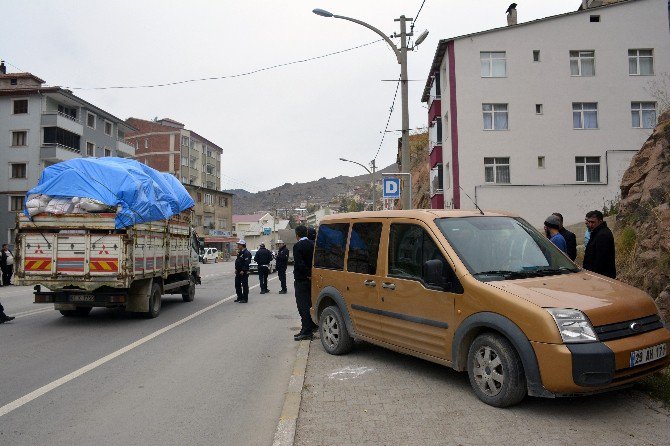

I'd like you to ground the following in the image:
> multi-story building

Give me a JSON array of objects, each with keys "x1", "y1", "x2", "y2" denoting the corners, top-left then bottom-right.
[
  {"x1": 421, "y1": 0, "x2": 669, "y2": 226},
  {"x1": 125, "y1": 117, "x2": 232, "y2": 237},
  {"x1": 0, "y1": 65, "x2": 136, "y2": 245}
]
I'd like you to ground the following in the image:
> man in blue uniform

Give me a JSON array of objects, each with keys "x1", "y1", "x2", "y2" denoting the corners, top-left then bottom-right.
[
  {"x1": 293, "y1": 226, "x2": 318, "y2": 340},
  {"x1": 234, "y1": 240, "x2": 252, "y2": 303}
]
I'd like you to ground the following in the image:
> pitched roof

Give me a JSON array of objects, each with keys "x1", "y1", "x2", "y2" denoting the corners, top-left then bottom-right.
[{"x1": 233, "y1": 213, "x2": 268, "y2": 223}]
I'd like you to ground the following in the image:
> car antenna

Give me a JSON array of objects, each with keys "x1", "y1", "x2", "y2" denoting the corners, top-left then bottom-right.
[{"x1": 459, "y1": 186, "x2": 485, "y2": 215}]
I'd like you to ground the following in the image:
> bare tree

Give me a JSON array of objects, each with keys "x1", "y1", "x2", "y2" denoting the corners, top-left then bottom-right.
[{"x1": 645, "y1": 72, "x2": 670, "y2": 115}]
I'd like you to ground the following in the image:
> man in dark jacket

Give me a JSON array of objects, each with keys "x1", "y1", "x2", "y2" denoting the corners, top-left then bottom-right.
[
  {"x1": 275, "y1": 240, "x2": 289, "y2": 294},
  {"x1": 552, "y1": 213, "x2": 577, "y2": 261},
  {"x1": 293, "y1": 225, "x2": 317, "y2": 340},
  {"x1": 582, "y1": 210, "x2": 616, "y2": 278},
  {"x1": 234, "y1": 240, "x2": 252, "y2": 303},
  {"x1": 1, "y1": 244, "x2": 15, "y2": 286},
  {"x1": 254, "y1": 243, "x2": 273, "y2": 294}
]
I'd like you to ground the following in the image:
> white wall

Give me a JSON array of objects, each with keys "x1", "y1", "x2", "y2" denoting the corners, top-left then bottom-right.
[{"x1": 439, "y1": 0, "x2": 669, "y2": 226}]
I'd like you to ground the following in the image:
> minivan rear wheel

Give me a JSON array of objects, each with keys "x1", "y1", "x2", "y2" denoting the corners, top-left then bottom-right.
[
  {"x1": 467, "y1": 333, "x2": 526, "y2": 407},
  {"x1": 319, "y1": 306, "x2": 353, "y2": 355}
]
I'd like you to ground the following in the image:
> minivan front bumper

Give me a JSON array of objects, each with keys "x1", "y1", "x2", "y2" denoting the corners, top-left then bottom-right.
[{"x1": 532, "y1": 327, "x2": 670, "y2": 394}]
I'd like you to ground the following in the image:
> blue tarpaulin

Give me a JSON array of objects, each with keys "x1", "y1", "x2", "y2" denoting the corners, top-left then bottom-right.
[{"x1": 25, "y1": 157, "x2": 195, "y2": 228}]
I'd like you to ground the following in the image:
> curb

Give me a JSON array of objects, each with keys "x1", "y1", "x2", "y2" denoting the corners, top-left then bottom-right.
[{"x1": 272, "y1": 339, "x2": 311, "y2": 446}]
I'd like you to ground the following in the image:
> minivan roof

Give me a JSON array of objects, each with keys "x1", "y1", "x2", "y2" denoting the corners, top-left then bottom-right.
[{"x1": 320, "y1": 209, "x2": 517, "y2": 222}]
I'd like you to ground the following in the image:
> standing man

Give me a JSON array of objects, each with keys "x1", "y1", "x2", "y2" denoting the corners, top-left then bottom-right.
[
  {"x1": 254, "y1": 243, "x2": 273, "y2": 294},
  {"x1": 234, "y1": 240, "x2": 252, "y2": 303},
  {"x1": 275, "y1": 240, "x2": 289, "y2": 294},
  {"x1": 552, "y1": 212, "x2": 577, "y2": 261},
  {"x1": 544, "y1": 215, "x2": 567, "y2": 254},
  {"x1": 1, "y1": 244, "x2": 14, "y2": 286},
  {"x1": 293, "y1": 225, "x2": 317, "y2": 341},
  {"x1": 583, "y1": 210, "x2": 616, "y2": 278}
]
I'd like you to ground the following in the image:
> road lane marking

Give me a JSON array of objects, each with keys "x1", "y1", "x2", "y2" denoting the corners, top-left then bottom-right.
[
  {"x1": 13, "y1": 308, "x2": 52, "y2": 318},
  {"x1": 0, "y1": 279, "x2": 276, "y2": 418}
]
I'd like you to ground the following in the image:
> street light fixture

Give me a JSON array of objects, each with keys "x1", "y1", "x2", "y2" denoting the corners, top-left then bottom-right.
[
  {"x1": 339, "y1": 157, "x2": 377, "y2": 211},
  {"x1": 313, "y1": 8, "x2": 429, "y2": 210}
]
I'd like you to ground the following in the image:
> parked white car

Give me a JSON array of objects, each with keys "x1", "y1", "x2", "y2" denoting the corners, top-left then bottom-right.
[
  {"x1": 200, "y1": 247, "x2": 219, "y2": 264},
  {"x1": 249, "y1": 249, "x2": 276, "y2": 274}
]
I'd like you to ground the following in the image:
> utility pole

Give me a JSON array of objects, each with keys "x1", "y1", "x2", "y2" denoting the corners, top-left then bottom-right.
[
  {"x1": 370, "y1": 159, "x2": 377, "y2": 211},
  {"x1": 395, "y1": 15, "x2": 411, "y2": 210}
]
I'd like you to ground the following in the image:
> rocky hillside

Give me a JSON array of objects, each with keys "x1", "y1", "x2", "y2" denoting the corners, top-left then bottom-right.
[{"x1": 616, "y1": 110, "x2": 670, "y2": 320}]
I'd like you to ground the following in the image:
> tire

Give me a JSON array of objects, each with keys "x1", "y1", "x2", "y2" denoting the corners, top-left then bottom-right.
[
  {"x1": 319, "y1": 306, "x2": 354, "y2": 355},
  {"x1": 467, "y1": 333, "x2": 526, "y2": 407},
  {"x1": 145, "y1": 283, "x2": 162, "y2": 318},
  {"x1": 60, "y1": 307, "x2": 92, "y2": 317},
  {"x1": 215, "y1": 257, "x2": 218, "y2": 263},
  {"x1": 182, "y1": 279, "x2": 195, "y2": 302}
]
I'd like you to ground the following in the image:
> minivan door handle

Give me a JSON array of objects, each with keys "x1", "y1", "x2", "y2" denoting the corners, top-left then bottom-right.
[
  {"x1": 363, "y1": 280, "x2": 377, "y2": 287},
  {"x1": 381, "y1": 282, "x2": 396, "y2": 290}
]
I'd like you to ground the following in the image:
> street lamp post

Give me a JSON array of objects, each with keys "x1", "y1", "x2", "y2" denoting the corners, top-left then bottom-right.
[
  {"x1": 339, "y1": 157, "x2": 377, "y2": 211},
  {"x1": 314, "y1": 8, "x2": 427, "y2": 210}
]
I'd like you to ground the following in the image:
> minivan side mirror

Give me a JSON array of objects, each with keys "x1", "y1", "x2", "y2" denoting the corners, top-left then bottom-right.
[{"x1": 423, "y1": 259, "x2": 449, "y2": 291}]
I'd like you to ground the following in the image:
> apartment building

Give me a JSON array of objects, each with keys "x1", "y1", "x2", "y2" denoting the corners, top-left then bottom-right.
[
  {"x1": 233, "y1": 213, "x2": 290, "y2": 249},
  {"x1": 125, "y1": 117, "x2": 232, "y2": 235},
  {"x1": 0, "y1": 64, "x2": 136, "y2": 245},
  {"x1": 421, "y1": 0, "x2": 669, "y2": 225}
]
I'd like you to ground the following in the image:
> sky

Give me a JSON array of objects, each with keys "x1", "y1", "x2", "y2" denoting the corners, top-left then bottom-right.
[{"x1": 2, "y1": 0, "x2": 577, "y2": 192}]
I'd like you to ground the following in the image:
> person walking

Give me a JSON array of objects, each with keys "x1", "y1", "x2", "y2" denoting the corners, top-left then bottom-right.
[
  {"x1": 1, "y1": 244, "x2": 14, "y2": 286},
  {"x1": 0, "y1": 300, "x2": 15, "y2": 323},
  {"x1": 275, "y1": 240, "x2": 289, "y2": 294},
  {"x1": 552, "y1": 212, "x2": 577, "y2": 261},
  {"x1": 234, "y1": 240, "x2": 252, "y2": 303},
  {"x1": 583, "y1": 210, "x2": 616, "y2": 278},
  {"x1": 544, "y1": 215, "x2": 567, "y2": 254},
  {"x1": 254, "y1": 243, "x2": 273, "y2": 294},
  {"x1": 293, "y1": 225, "x2": 317, "y2": 341}
]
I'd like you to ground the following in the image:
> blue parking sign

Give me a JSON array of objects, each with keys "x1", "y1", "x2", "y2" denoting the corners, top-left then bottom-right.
[{"x1": 382, "y1": 178, "x2": 401, "y2": 199}]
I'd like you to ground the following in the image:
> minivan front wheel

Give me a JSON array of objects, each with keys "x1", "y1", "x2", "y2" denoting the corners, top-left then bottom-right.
[
  {"x1": 319, "y1": 306, "x2": 353, "y2": 355},
  {"x1": 467, "y1": 333, "x2": 526, "y2": 407}
]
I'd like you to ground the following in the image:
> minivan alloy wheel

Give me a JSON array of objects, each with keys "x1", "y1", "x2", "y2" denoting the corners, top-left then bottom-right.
[
  {"x1": 473, "y1": 346, "x2": 504, "y2": 396},
  {"x1": 319, "y1": 306, "x2": 354, "y2": 355},
  {"x1": 322, "y1": 314, "x2": 340, "y2": 349}
]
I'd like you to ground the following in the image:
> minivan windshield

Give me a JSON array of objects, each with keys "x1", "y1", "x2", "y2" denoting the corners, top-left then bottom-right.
[{"x1": 435, "y1": 216, "x2": 579, "y2": 281}]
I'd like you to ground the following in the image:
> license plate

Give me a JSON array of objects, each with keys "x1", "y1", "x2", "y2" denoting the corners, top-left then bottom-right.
[
  {"x1": 629, "y1": 343, "x2": 667, "y2": 367},
  {"x1": 70, "y1": 294, "x2": 95, "y2": 302}
]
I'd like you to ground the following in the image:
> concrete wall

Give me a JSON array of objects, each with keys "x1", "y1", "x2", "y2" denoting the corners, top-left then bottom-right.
[{"x1": 438, "y1": 0, "x2": 670, "y2": 226}]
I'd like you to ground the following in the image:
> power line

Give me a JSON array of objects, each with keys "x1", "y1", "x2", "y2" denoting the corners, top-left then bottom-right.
[
  {"x1": 414, "y1": 0, "x2": 428, "y2": 26},
  {"x1": 373, "y1": 75, "x2": 401, "y2": 162},
  {"x1": 64, "y1": 40, "x2": 383, "y2": 91}
]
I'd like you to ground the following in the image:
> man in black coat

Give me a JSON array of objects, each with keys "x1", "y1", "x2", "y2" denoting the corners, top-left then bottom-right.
[
  {"x1": 582, "y1": 210, "x2": 616, "y2": 278},
  {"x1": 1, "y1": 244, "x2": 15, "y2": 286},
  {"x1": 234, "y1": 240, "x2": 252, "y2": 303},
  {"x1": 552, "y1": 212, "x2": 577, "y2": 261},
  {"x1": 275, "y1": 240, "x2": 289, "y2": 294},
  {"x1": 293, "y1": 225, "x2": 317, "y2": 340},
  {"x1": 254, "y1": 243, "x2": 273, "y2": 294}
]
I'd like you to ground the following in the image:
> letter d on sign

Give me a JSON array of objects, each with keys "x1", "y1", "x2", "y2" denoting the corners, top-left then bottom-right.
[{"x1": 383, "y1": 178, "x2": 401, "y2": 199}]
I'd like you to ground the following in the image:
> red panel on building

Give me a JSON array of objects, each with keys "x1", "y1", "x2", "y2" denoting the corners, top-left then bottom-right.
[
  {"x1": 431, "y1": 193, "x2": 444, "y2": 209},
  {"x1": 428, "y1": 99, "x2": 441, "y2": 124},
  {"x1": 429, "y1": 145, "x2": 442, "y2": 168}
]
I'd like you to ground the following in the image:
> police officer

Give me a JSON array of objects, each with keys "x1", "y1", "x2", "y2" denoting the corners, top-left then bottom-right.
[
  {"x1": 293, "y1": 225, "x2": 318, "y2": 340},
  {"x1": 234, "y1": 240, "x2": 252, "y2": 303},
  {"x1": 254, "y1": 243, "x2": 273, "y2": 294},
  {"x1": 275, "y1": 240, "x2": 289, "y2": 294}
]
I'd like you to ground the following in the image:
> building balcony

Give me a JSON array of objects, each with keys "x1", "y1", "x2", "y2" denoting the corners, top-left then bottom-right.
[
  {"x1": 40, "y1": 143, "x2": 81, "y2": 162},
  {"x1": 429, "y1": 145, "x2": 443, "y2": 167},
  {"x1": 116, "y1": 139, "x2": 136, "y2": 157},
  {"x1": 41, "y1": 111, "x2": 83, "y2": 135},
  {"x1": 430, "y1": 194, "x2": 444, "y2": 209},
  {"x1": 428, "y1": 97, "x2": 441, "y2": 124}
]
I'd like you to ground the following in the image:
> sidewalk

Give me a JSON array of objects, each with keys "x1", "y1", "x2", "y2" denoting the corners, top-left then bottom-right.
[{"x1": 294, "y1": 339, "x2": 670, "y2": 446}]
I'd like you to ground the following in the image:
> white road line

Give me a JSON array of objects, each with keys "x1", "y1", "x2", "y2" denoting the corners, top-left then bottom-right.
[
  {"x1": 0, "y1": 282, "x2": 268, "y2": 418},
  {"x1": 13, "y1": 308, "x2": 52, "y2": 318}
]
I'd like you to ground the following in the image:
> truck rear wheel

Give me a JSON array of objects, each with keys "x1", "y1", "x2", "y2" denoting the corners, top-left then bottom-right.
[
  {"x1": 60, "y1": 307, "x2": 92, "y2": 317},
  {"x1": 182, "y1": 279, "x2": 195, "y2": 302},
  {"x1": 145, "y1": 283, "x2": 162, "y2": 318}
]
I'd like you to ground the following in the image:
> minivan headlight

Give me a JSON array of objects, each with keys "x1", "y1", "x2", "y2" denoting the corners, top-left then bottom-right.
[{"x1": 547, "y1": 308, "x2": 598, "y2": 343}]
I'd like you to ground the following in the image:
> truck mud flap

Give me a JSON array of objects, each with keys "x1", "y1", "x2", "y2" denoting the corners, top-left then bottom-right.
[{"x1": 126, "y1": 278, "x2": 152, "y2": 313}]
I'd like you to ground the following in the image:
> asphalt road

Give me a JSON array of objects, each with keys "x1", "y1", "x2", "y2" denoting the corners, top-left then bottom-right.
[{"x1": 0, "y1": 262, "x2": 301, "y2": 446}]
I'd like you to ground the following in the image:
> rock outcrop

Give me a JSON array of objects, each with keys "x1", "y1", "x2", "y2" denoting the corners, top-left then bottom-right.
[{"x1": 616, "y1": 110, "x2": 670, "y2": 320}]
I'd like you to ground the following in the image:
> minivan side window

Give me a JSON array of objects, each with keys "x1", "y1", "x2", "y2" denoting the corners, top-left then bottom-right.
[
  {"x1": 347, "y1": 222, "x2": 382, "y2": 274},
  {"x1": 388, "y1": 223, "x2": 461, "y2": 291},
  {"x1": 314, "y1": 223, "x2": 350, "y2": 270}
]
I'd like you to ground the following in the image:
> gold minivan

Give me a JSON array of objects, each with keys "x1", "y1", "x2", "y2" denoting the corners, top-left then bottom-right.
[{"x1": 310, "y1": 210, "x2": 670, "y2": 407}]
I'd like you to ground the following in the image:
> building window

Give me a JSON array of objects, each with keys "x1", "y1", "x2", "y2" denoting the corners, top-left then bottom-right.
[
  {"x1": 104, "y1": 121, "x2": 112, "y2": 136},
  {"x1": 144, "y1": 139, "x2": 149, "y2": 149},
  {"x1": 480, "y1": 52, "x2": 506, "y2": 77},
  {"x1": 86, "y1": 142, "x2": 95, "y2": 156},
  {"x1": 205, "y1": 194, "x2": 213, "y2": 205},
  {"x1": 181, "y1": 136, "x2": 189, "y2": 147},
  {"x1": 484, "y1": 157, "x2": 510, "y2": 184},
  {"x1": 196, "y1": 192, "x2": 202, "y2": 202},
  {"x1": 104, "y1": 148, "x2": 111, "y2": 157},
  {"x1": 86, "y1": 112, "x2": 96, "y2": 129},
  {"x1": 219, "y1": 196, "x2": 228, "y2": 207},
  {"x1": 537, "y1": 156, "x2": 545, "y2": 169},
  {"x1": 43, "y1": 127, "x2": 81, "y2": 151},
  {"x1": 535, "y1": 104, "x2": 543, "y2": 114},
  {"x1": 195, "y1": 215, "x2": 202, "y2": 226},
  {"x1": 11, "y1": 131, "x2": 27, "y2": 146},
  {"x1": 570, "y1": 50, "x2": 595, "y2": 76},
  {"x1": 10, "y1": 196, "x2": 24, "y2": 212},
  {"x1": 533, "y1": 50, "x2": 540, "y2": 62},
  {"x1": 13, "y1": 99, "x2": 28, "y2": 114},
  {"x1": 482, "y1": 104, "x2": 508, "y2": 130},
  {"x1": 572, "y1": 103, "x2": 598, "y2": 129},
  {"x1": 631, "y1": 102, "x2": 657, "y2": 129},
  {"x1": 58, "y1": 104, "x2": 78, "y2": 120},
  {"x1": 181, "y1": 156, "x2": 188, "y2": 166},
  {"x1": 629, "y1": 49, "x2": 654, "y2": 75},
  {"x1": 11, "y1": 163, "x2": 26, "y2": 179},
  {"x1": 576, "y1": 156, "x2": 601, "y2": 183},
  {"x1": 430, "y1": 164, "x2": 444, "y2": 195},
  {"x1": 10, "y1": 78, "x2": 17, "y2": 86}
]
